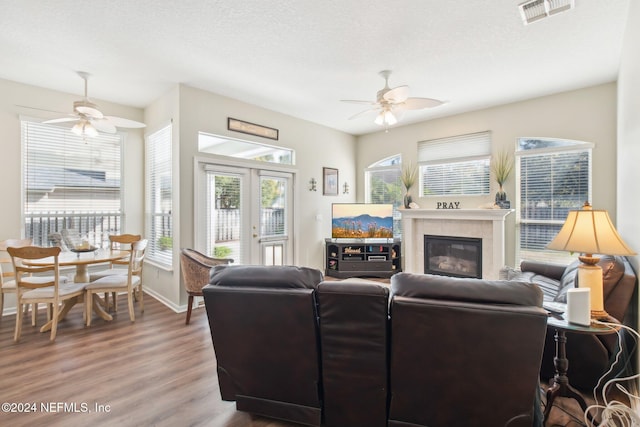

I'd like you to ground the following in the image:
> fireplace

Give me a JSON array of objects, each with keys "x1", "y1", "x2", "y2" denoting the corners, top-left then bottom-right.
[{"x1": 424, "y1": 235, "x2": 482, "y2": 279}]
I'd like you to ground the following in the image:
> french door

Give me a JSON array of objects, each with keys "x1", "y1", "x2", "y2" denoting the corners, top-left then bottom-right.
[{"x1": 197, "y1": 163, "x2": 293, "y2": 265}]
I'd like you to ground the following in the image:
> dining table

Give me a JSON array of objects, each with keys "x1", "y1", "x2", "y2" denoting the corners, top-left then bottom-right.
[{"x1": 23, "y1": 248, "x2": 129, "y2": 332}]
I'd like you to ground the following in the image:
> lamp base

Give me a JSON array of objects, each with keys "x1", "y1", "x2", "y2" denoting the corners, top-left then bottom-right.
[{"x1": 590, "y1": 309, "x2": 609, "y2": 321}]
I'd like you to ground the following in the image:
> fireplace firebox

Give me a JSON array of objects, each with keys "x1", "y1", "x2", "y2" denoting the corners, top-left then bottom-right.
[{"x1": 424, "y1": 235, "x2": 482, "y2": 279}]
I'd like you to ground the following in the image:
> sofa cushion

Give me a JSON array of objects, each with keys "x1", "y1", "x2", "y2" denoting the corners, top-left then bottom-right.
[
  {"x1": 515, "y1": 271, "x2": 562, "y2": 302},
  {"x1": 208, "y1": 264, "x2": 323, "y2": 289},
  {"x1": 390, "y1": 272, "x2": 543, "y2": 307}
]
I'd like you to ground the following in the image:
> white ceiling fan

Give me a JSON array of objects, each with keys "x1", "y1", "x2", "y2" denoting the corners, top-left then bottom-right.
[
  {"x1": 43, "y1": 71, "x2": 146, "y2": 137},
  {"x1": 342, "y1": 70, "x2": 445, "y2": 128}
]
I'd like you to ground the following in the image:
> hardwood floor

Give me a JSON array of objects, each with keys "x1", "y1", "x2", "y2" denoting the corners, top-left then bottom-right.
[{"x1": 0, "y1": 294, "x2": 616, "y2": 427}]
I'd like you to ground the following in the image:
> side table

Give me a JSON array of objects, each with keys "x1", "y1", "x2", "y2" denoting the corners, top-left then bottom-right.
[{"x1": 543, "y1": 311, "x2": 620, "y2": 424}]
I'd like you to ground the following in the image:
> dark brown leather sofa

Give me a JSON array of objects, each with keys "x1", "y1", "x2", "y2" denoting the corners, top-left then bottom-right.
[
  {"x1": 203, "y1": 264, "x2": 324, "y2": 426},
  {"x1": 204, "y1": 266, "x2": 549, "y2": 427},
  {"x1": 517, "y1": 256, "x2": 637, "y2": 390},
  {"x1": 388, "y1": 273, "x2": 548, "y2": 427}
]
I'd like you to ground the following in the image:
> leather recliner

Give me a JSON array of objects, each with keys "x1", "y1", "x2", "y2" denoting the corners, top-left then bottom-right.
[
  {"x1": 203, "y1": 264, "x2": 324, "y2": 426},
  {"x1": 316, "y1": 279, "x2": 390, "y2": 427},
  {"x1": 387, "y1": 273, "x2": 548, "y2": 427}
]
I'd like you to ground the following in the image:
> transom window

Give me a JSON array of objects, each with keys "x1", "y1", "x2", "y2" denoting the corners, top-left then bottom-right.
[
  {"x1": 418, "y1": 131, "x2": 491, "y2": 196},
  {"x1": 516, "y1": 137, "x2": 592, "y2": 264},
  {"x1": 198, "y1": 132, "x2": 293, "y2": 165}
]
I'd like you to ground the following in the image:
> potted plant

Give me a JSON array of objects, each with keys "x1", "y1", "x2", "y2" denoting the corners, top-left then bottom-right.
[
  {"x1": 491, "y1": 150, "x2": 514, "y2": 208},
  {"x1": 401, "y1": 161, "x2": 418, "y2": 208}
]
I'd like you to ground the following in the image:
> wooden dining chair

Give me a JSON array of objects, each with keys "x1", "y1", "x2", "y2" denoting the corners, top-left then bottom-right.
[
  {"x1": 8, "y1": 245, "x2": 86, "y2": 341},
  {"x1": 89, "y1": 234, "x2": 142, "y2": 311},
  {"x1": 0, "y1": 238, "x2": 63, "y2": 325},
  {"x1": 85, "y1": 239, "x2": 147, "y2": 326}
]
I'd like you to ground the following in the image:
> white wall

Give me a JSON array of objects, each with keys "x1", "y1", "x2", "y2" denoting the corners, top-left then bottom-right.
[
  {"x1": 617, "y1": 1, "x2": 640, "y2": 274},
  {"x1": 356, "y1": 83, "x2": 618, "y2": 268},
  {"x1": 0, "y1": 78, "x2": 144, "y2": 312},
  {"x1": 143, "y1": 84, "x2": 357, "y2": 309}
]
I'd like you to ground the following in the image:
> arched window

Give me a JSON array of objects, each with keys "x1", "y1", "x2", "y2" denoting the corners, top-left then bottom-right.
[{"x1": 365, "y1": 154, "x2": 402, "y2": 238}]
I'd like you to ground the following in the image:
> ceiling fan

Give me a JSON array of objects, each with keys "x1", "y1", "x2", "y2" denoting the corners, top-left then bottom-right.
[
  {"x1": 341, "y1": 70, "x2": 445, "y2": 127},
  {"x1": 43, "y1": 71, "x2": 146, "y2": 137}
]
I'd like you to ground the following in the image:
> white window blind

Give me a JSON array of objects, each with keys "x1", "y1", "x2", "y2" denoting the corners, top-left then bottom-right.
[
  {"x1": 22, "y1": 120, "x2": 123, "y2": 246},
  {"x1": 418, "y1": 131, "x2": 491, "y2": 196},
  {"x1": 365, "y1": 154, "x2": 402, "y2": 239},
  {"x1": 145, "y1": 124, "x2": 173, "y2": 267},
  {"x1": 516, "y1": 138, "x2": 592, "y2": 264}
]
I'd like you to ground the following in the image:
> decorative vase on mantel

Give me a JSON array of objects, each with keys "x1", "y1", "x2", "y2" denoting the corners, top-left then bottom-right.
[
  {"x1": 495, "y1": 185, "x2": 510, "y2": 209},
  {"x1": 404, "y1": 190, "x2": 413, "y2": 209}
]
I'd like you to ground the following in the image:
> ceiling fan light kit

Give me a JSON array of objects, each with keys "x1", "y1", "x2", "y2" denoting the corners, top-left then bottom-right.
[
  {"x1": 71, "y1": 120, "x2": 98, "y2": 137},
  {"x1": 43, "y1": 71, "x2": 146, "y2": 137},
  {"x1": 519, "y1": 0, "x2": 575, "y2": 25},
  {"x1": 342, "y1": 70, "x2": 444, "y2": 129}
]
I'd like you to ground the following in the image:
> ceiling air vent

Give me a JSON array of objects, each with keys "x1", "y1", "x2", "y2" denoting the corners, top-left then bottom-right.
[{"x1": 519, "y1": 0, "x2": 575, "y2": 25}]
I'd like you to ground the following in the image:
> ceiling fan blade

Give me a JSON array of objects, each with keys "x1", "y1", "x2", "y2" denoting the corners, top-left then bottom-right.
[
  {"x1": 348, "y1": 108, "x2": 380, "y2": 120},
  {"x1": 341, "y1": 99, "x2": 377, "y2": 105},
  {"x1": 104, "y1": 116, "x2": 146, "y2": 128},
  {"x1": 383, "y1": 85, "x2": 410, "y2": 104},
  {"x1": 91, "y1": 119, "x2": 117, "y2": 134},
  {"x1": 43, "y1": 117, "x2": 79, "y2": 124},
  {"x1": 402, "y1": 97, "x2": 445, "y2": 109},
  {"x1": 75, "y1": 105, "x2": 104, "y2": 119}
]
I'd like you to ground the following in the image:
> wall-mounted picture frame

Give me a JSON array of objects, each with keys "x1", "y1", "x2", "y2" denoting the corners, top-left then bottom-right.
[
  {"x1": 323, "y1": 167, "x2": 339, "y2": 196},
  {"x1": 227, "y1": 117, "x2": 279, "y2": 140}
]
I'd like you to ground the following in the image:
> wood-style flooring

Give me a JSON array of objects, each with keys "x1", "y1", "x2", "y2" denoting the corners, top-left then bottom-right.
[{"x1": 0, "y1": 294, "x2": 619, "y2": 427}]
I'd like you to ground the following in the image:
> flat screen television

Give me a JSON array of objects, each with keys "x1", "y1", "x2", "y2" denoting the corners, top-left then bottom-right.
[{"x1": 331, "y1": 203, "x2": 394, "y2": 239}]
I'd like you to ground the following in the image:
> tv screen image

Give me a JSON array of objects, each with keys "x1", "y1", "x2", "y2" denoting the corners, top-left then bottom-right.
[{"x1": 331, "y1": 203, "x2": 394, "y2": 239}]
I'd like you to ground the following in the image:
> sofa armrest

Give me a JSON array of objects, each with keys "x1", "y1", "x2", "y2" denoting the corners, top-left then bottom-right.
[{"x1": 520, "y1": 260, "x2": 567, "y2": 281}]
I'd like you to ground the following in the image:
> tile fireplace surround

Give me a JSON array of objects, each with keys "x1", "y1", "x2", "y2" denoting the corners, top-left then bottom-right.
[{"x1": 401, "y1": 208, "x2": 513, "y2": 279}]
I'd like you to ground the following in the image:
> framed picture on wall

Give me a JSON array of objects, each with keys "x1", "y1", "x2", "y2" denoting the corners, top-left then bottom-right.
[{"x1": 323, "y1": 167, "x2": 338, "y2": 196}]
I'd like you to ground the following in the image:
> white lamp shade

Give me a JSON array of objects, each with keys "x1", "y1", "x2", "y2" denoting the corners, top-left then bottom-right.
[{"x1": 546, "y1": 206, "x2": 636, "y2": 256}]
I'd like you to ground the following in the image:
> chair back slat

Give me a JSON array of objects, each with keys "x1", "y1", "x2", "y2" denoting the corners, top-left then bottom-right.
[{"x1": 7, "y1": 246, "x2": 60, "y2": 290}]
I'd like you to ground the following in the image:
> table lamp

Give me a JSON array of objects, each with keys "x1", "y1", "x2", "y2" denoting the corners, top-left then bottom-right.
[{"x1": 546, "y1": 201, "x2": 636, "y2": 319}]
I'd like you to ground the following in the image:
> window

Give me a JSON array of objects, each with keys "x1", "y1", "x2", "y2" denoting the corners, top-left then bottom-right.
[
  {"x1": 417, "y1": 131, "x2": 491, "y2": 196},
  {"x1": 145, "y1": 124, "x2": 173, "y2": 267},
  {"x1": 516, "y1": 138, "x2": 592, "y2": 264},
  {"x1": 365, "y1": 154, "x2": 402, "y2": 239},
  {"x1": 22, "y1": 120, "x2": 123, "y2": 246},
  {"x1": 198, "y1": 132, "x2": 294, "y2": 165}
]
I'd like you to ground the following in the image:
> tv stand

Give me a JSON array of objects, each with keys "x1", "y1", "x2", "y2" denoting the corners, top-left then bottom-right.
[{"x1": 325, "y1": 238, "x2": 401, "y2": 279}]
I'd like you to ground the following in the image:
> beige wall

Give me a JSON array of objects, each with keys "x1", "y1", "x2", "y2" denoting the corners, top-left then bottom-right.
[
  {"x1": 617, "y1": 1, "x2": 640, "y2": 340},
  {"x1": 143, "y1": 84, "x2": 357, "y2": 310},
  {"x1": 356, "y1": 83, "x2": 618, "y2": 268}
]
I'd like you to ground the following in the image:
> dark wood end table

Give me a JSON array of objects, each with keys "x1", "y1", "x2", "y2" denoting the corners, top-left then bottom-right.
[{"x1": 543, "y1": 310, "x2": 620, "y2": 424}]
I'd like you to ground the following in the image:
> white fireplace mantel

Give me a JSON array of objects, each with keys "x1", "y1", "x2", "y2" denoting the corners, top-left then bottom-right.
[{"x1": 401, "y1": 208, "x2": 513, "y2": 279}]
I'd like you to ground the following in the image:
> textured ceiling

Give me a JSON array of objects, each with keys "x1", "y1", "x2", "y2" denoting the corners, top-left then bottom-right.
[{"x1": 0, "y1": 0, "x2": 630, "y2": 135}]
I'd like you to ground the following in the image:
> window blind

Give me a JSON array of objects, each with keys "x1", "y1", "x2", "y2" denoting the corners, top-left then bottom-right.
[
  {"x1": 145, "y1": 124, "x2": 173, "y2": 267},
  {"x1": 417, "y1": 131, "x2": 491, "y2": 196},
  {"x1": 22, "y1": 120, "x2": 122, "y2": 245},
  {"x1": 517, "y1": 141, "x2": 591, "y2": 264},
  {"x1": 365, "y1": 155, "x2": 403, "y2": 239}
]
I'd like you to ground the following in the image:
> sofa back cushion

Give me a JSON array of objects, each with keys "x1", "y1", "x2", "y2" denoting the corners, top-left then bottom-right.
[
  {"x1": 390, "y1": 272, "x2": 543, "y2": 307},
  {"x1": 208, "y1": 264, "x2": 323, "y2": 289}
]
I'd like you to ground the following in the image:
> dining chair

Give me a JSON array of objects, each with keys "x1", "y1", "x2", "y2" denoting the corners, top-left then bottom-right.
[
  {"x1": 89, "y1": 234, "x2": 142, "y2": 311},
  {"x1": 179, "y1": 248, "x2": 233, "y2": 325},
  {"x1": 0, "y1": 238, "x2": 65, "y2": 325},
  {"x1": 85, "y1": 239, "x2": 148, "y2": 326},
  {"x1": 8, "y1": 245, "x2": 86, "y2": 341}
]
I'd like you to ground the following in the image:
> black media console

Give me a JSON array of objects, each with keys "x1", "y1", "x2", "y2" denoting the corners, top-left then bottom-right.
[{"x1": 325, "y1": 238, "x2": 401, "y2": 279}]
